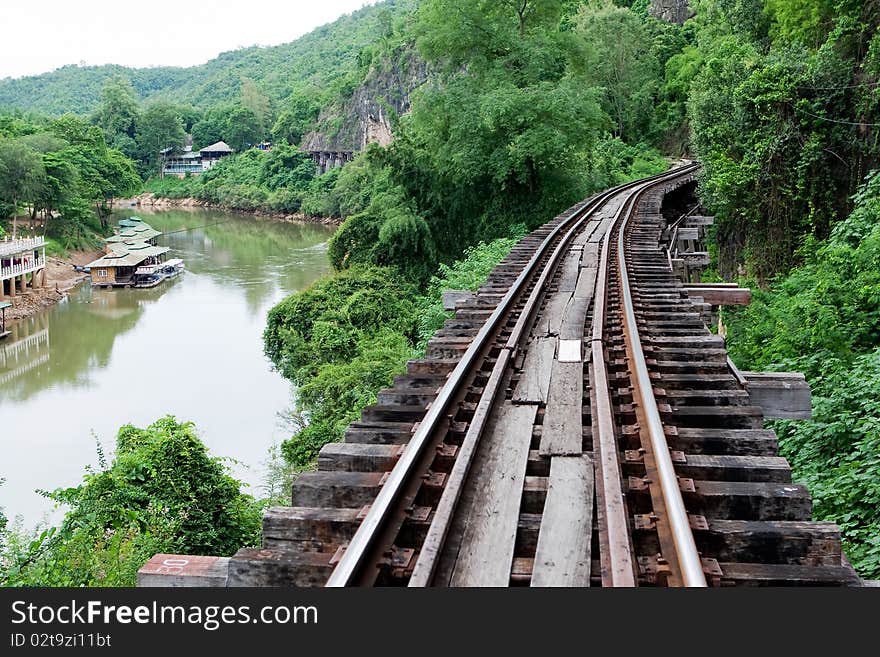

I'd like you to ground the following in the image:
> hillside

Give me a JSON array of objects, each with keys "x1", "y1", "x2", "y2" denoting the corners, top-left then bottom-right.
[{"x1": 0, "y1": 1, "x2": 415, "y2": 115}]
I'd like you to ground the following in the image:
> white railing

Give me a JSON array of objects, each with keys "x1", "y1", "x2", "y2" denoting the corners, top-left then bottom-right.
[
  {"x1": 1, "y1": 256, "x2": 45, "y2": 280},
  {"x1": 0, "y1": 352, "x2": 50, "y2": 387},
  {"x1": 0, "y1": 236, "x2": 46, "y2": 259}
]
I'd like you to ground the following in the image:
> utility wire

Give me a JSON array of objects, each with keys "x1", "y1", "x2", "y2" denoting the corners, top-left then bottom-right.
[
  {"x1": 796, "y1": 79, "x2": 880, "y2": 91},
  {"x1": 160, "y1": 219, "x2": 236, "y2": 236},
  {"x1": 788, "y1": 102, "x2": 880, "y2": 127}
]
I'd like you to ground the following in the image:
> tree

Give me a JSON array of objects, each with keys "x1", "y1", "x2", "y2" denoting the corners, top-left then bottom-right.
[
  {"x1": 0, "y1": 139, "x2": 45, "y2": 236},
  {"x1": 417, "y1": 0, "x2": 566, "y2": 71},
  {"x1": 136, "y1": 101, "x2": 186, "y2": 173},
  {"x1": 1, "y1": 417, "x2": 261, "y2": 586},
  {"x1": 573, "y1": 0, "x2": 660, "y2": 142},
  {"x1": 258, "y1": 142, "x2": 315, "y2": 190},
  {"x1": 240, "y1": 77, "x2": 272, "y2": 134},
  {"x1": 97, "y1": 76, "x2": 140, "y2": 142},
  {"x1": 224, "y1": 105, "x2": 263, "y2": 152},
  {"x1": 33, "y1": 150, "x2": 78, "y2": 230},
  {"x1": 191, "y1": 105, "x2": 232, "y2": 149},
  {"x1": 272, "y1": 92, "x2": 321, "y2": 146}
]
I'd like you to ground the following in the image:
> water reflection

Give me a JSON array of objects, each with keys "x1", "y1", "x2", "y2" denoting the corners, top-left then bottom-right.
[
  {"x1": 0, "y1": 281, "x2": 180, "y2": 403},
  {"x1": 0, "y1": 210, "x2": 334, "y2": 526},
  {"x1": 0, "y1": 314, "x2": 51, "y2": 391}
]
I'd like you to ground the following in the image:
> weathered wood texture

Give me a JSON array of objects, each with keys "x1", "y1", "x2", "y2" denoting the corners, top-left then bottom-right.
[
  {"x1": 684, "y1": 286, "x2": 751, "y2": 306},
  {"x1": 513, "y1": 337, "x2": 556, "y2": 404},
  {"x1": 138, "y1": 554, "x2": 229, "y2": 587},
  {"x1": 558, "y1": 252, "x2": 582, "y2": 293},
  {"x1": 743, "y1": 371, "x2": 812, "y2": 420},
  {"x1": 539, "y1": 360, "x2": 584, "y2": 456},
  {"x1": 449, "y1": 403, "x2": 537, "y2": 586},
  {"x1": 531, "y1": 455, "x2": 594, "y2": 587}
]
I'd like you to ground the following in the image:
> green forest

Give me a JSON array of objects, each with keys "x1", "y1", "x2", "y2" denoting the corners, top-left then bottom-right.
[{"x1": 2, "y1": 0, "x2": 880, "y2": 584}]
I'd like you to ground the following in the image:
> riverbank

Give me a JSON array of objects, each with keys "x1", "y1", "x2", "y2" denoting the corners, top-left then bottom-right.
[
  {"x1": 2, "y1": 250, "x2": 100, "y2": 322},
  {"x1": 120, "y1": 193, "x2": 342, "y2": 226}
]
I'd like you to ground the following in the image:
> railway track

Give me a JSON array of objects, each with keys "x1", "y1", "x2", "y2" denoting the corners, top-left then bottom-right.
[{"x1": 217, "y1": 164, "x2": 861, "y2": 587}]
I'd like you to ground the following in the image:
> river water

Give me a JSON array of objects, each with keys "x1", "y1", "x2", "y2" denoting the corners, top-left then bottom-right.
[{"x1": 0, "y1": 209, "x2": 334, "y2": 527}]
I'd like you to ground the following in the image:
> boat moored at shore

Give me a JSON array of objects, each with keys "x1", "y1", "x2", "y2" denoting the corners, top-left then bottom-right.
[{"x1": 85, "y1": 219, "x2": 185, "y2": 290}]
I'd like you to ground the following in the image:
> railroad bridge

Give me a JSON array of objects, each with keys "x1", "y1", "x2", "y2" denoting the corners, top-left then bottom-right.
[
  {"x1": 310, "y1": 150, "x2": 354, "y2": 175},
  {"x1": 140, "y1": 164, "x2": 864, "y2": 587}
]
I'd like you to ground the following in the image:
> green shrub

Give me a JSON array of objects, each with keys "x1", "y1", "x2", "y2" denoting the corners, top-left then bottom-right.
[
  {"x1": 265, "y1": 265, "x2": 418, "y2": 383},
  {"x1": 0, "y1": 417, "x2": 261, "y2": 586},
  {"x1": 267, "y1": 235, "x2": 523, "y2": 469},
  {"x1": 724, "y1": 170, "x2": 880, "y2": 577}
]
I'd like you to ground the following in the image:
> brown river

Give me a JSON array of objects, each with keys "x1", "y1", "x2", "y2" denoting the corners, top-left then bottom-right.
[{"x1": 0, "y1": 209, "x2": 334, "y2": 527}]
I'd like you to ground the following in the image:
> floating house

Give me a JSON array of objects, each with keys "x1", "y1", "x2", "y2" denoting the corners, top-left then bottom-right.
[
  {"x1": 1, "y1": 236, "x2": 47, "y2": 300},
  {"x1": 104, "y1": 225, "x2": 162, "y2": 251},
  {"x1": 162, "y1": 141, "x2": 234, "y2": 177},
  {"x1": 86, "y1": 241, "x2": 171, "y2": 288}
]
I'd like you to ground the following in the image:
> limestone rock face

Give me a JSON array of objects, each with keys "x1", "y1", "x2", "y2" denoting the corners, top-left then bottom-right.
[
  {"x1": 303, "y1": 50, "x2": 428, "y2": 152},
  {"x1": 649, "y1": 0, "x2": 694, "y2": 24}
]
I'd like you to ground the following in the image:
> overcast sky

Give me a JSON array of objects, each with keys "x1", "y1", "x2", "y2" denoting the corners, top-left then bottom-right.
[{"x1": 1, "y1": 0, "x2": 379, "y2": 79}]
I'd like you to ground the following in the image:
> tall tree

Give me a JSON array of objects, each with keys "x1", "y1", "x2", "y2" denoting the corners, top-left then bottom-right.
[
  {"x1": 0, "y1": 139, "x2": 45, "y2": 236},
  {"x1": 224, "y1": 105, "x2": 263, "y2": 152},
  {"x1": 240, "y1": 78, "x2": 272, "y2": 135},
  {"x1": 272, "y1": 92, "x2": 321, "y2": 146},
  {"x1": 573, "y1": 1, "x2": 660, "y2": 142},
  {"x1": 97, "y1": 76, "x2": 141, "y2": 143},
  {"x1": 136, "y1": 102, "x2": 186, "y2": 173}
]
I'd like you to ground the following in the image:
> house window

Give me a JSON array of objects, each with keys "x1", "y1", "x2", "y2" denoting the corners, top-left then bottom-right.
[{"x1": 98, "y1": 269, "x2": 107, "y2": 277}]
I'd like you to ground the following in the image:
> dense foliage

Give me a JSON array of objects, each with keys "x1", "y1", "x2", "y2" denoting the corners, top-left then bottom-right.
[
  {"x1": 0, "y1": 418, "x2": 261, "y2": 586},
  {"x1": 264, "y1": 233, "x2": 523, "y2": 468},
  {"x1": 310, "y1": 0, "x2": 674, "y2": 286},
  {"x1": 264, "y1": 266, "x2": 419, "y2": 466},
  {"x1": 0, "y1": 114, "x2": 140, "y2": 248},
  {"x1": 724, "y1": 172, "x2": 880, "y2": 577},
  {"x1": 688, "y1": 0, "x2": 880, "y2": 280}
]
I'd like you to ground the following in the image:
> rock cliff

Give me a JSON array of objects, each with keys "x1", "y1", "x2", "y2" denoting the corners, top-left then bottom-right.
[
  {"x1": 649, "y1": 0, "x2": 694, "y2": 24},
  {"x1": 303, "y1": 50, "x2": 428, "y2": 152}
]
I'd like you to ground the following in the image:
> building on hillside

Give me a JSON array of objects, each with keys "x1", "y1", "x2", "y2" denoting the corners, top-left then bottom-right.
[
  {"x1": 0, "y1": 236, "x2": 47, "y2": 300},
  {"x1": 86, "y1": 242, "x2": 171, "y2": 288},
  {"x1": 162, "y1": 141, "x2": 234, "y2": 178}
]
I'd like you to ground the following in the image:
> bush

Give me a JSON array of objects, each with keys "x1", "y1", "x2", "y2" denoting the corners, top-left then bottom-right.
[
  {"x1": 267, "y1": 188, "x2": 303, "y2": 213},
  {"x1": 328, "y1": 185, "x2": 439, "y2": 284},
  {"x1": 0, "y1": 417, "x2": 261, "y2": 586},
  {"x1": 724, "y1": 170, "x2": 880, "y2": 577},
  {"x1": 267, "y1": 235, "x2": 524, "y2": 469},
  {"x1": 265, "y1": 265, "x2": 418, "y2": 382}
]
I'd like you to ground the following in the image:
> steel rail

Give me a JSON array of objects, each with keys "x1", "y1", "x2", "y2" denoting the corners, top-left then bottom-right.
[
  {"x1": 327, "y1": 191, "x2": 605, "y2": 586},
  {"x1": 409, "y1": 183, "x2": 631, "y2": 586},
  {"x1": 616, "y1": 169, "x2": 707, "y2": 587},
  {"x1": 588, "y1": 164, "x2": 698, "y2": 586},
  {"x1": 326, "y1": 165, "x2": 696, "y2": 587},
  {"x1": 410, "y1": 165, "x2": 699, "y2": 586}
]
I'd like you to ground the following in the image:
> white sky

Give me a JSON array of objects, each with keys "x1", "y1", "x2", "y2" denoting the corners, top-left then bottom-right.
[{"x1": 1, "y1": 0, "x2": 379, "y2": 79}]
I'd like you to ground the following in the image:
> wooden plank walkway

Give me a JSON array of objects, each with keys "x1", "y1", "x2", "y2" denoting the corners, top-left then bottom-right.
[
  {"x1": 449, "y1": 403, "x2": 537, "y2": 586},
  {"x1": 531, "y1": 455, "x2": 595, "y2": 587}
]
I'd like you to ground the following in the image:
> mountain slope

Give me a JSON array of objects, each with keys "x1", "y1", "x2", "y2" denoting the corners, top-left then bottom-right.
[{"x1": 0, "y1": 1, "x2": 414, "y2": 115}]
